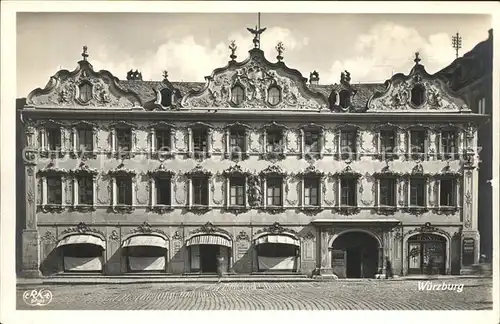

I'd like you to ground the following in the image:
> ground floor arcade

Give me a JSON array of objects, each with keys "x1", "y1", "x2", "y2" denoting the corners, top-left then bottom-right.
[{"x1": 21, "y1": 220, "x2": 478, "y2": 278}]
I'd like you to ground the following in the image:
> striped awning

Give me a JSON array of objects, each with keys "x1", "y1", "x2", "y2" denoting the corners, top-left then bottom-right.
[
  {"x1": 122, "y1": 235, "x2": 168, "y2": 249},
  {"x1": 187, "y1": 234, "x2": 232, "y2": 247},
  {"x1": 255, "y1": 234, "x2": 300, "y2": 247},
  {"x1": 57, "y1": 234, "x2": 106, "y2": 249}
]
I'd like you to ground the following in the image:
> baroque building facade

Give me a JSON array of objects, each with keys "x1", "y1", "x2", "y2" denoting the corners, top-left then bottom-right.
[{"x1": 18, "y1": 31, "x2": 490, "y2": 278}]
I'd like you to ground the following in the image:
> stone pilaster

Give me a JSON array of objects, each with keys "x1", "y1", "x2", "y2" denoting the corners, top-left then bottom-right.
[{"x1": 314, "y1": 227, "x2": 336, "y2": 278}]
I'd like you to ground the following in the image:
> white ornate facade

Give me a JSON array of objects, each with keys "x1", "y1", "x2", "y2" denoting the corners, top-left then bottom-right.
[{"x1": 18, "y1": 35, "x2": 488, "y2": 278}]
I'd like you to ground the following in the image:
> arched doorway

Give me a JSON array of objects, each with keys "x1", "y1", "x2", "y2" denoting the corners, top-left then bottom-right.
[
  {"x1": 57, "y1": 234, "x2": 106, "y2": 272},
  {"x1": 254, "y1": 233, "x2": 300, "y2": 272},
  {"x1": 408, "y1": 234, "x2": 446, "y2": 275},
  {"x1": 331, "y1": 231, "x2": 380, "y2": 278}
]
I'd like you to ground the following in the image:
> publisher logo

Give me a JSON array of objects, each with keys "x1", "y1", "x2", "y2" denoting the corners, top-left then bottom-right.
[{"x1": 23, "y1": 288, "x2": 53, "y2": 306}]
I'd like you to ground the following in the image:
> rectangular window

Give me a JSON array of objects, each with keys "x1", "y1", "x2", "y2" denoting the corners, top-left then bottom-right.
[
  {"x1": 340, "y1": 130, "x2": 357, "y2": 159},
  {"x1": 46, "y1": 128, "x2": 61, "y2": 151},
  {"x1": 379, "y1": 178, "x2": 396, "y2": 206},
  {"x1": 156, "y1": 177, "x2": 171, "y2": 205},
  {"x1": 267, "y1": 177, "x2": 282, "y2": 206},
  {"x1": 77, "y1": 128, "x2": 93, "y2": 151},
  {"x1": 478, "y1": 97, "x2": 486, "y2": 114},
  {"x1": 230, "y1": 129, "x2": 246, "y2": 154},
  {"x1": 410, "y1": 130, "x2": 426, "y2": 156},
  {"x1": 193, "y1": 129, "x2": 208, "y2": 155},
  {"x1": 380, "y1": 130, "x2": 396, "y2": 155},
  {"x1": 410, "y1": 178, "x2": 426, "y2": 206},
  {"x1": 440, "y1": 179, "x2": 456, "y2": 206},
  {"x1": 116, "y1": 128, "x2": 131, "y2": 152},
  {"x1": 304, "y1": 130, "x2": 321, "y2": 153},
  {"x1": 304, "y1": 177, "x2": 319, "y2": 206},
  {"x1": 47, "y1": 176, "x2": 62, "y2": 205},
  {"x1": 155, "y1": 129, "x2": 171, "y2": 152},
  {"x1": 192, "y1": 177, "x2": 209, "y2": 206},
  {"x1": 78, "y1": 175, "x2": 93, "y2": 205},
  {"x1": 267, "y1": 130, "x2": 283, "y2": 153},
  {"x1": 116, "y1": 176, "x2": 132, "y2": 205},
  {"x1": 230, "y1": 177, "x2": 245, "y2": 206},
  {"x1": 340, "y1": 178, "x2": 356, "y2": 206},
  {"x1": 441, "y1": 131, "x2": 457, "y2": 158}
]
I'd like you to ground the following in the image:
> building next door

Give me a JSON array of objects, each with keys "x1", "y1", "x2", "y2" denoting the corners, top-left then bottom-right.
[
  {"x1": 408, "y1": 234, "x2": 446, "y2": 275},
  {"x1": 331, "y1": 231, "x2": 380, "y2": 278}
]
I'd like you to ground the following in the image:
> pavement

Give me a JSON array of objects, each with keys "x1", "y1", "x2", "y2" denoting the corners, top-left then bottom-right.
[{"x1": 16, "y1": 277, "x2": 493, "y2": 310}]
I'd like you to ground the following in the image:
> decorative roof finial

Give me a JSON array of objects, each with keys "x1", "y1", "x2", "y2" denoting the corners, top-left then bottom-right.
[
  {"x1": 276, "y1": 41, "x2": 285, "y2": 62},
  {"x1": 414, "y1": 52, "x2": 421, "y2": 65},
  {"x1": 229, "y1": 40, "x2": 237, "y2": 61},
  {"x1": 162, "y1": 70, "x2": 169, "y2": 80},
  {"x1": 247, "y1": 12, "x2": 266, "y2": 49},
  {"x1": 82, "y1": 45, "x2": 89, "y2": 61},
  {"x1": 451, "y1": 32, "x2": 462, "y2": 59}
]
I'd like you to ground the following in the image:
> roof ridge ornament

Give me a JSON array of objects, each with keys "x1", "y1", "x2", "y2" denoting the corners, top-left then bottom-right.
[
  {"x1": 229, "y1": 40, "x2": 237, "y2": 62},
  {"x1": 82, "y1": 45, "x2": 89, "y2": 61},
  {"x1": 276, "y1": 41, "x2": 285, "y2": 62},
  {"x1": 414, "y1": 52, "x2": 421, "y2": 65},
  {"x1": 247, "y1": 12, "x2": 266, "y2": 49}
]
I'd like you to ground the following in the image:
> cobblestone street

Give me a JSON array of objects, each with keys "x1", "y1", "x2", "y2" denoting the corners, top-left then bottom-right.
[{"x1": 17, "y1": 278, "x2": 492, "y2": 310}]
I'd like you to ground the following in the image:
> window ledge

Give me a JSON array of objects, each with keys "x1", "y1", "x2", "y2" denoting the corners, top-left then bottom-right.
[
  {"x1": 335, "y1": 206, "x2": 360, "y2": 215},
  {"x1": 224, "y1": 152, "x2": 250, "y2": 160},
  {"x1": 375, "y1": 206, "x2": 398, "y2": 215},
  {"x1": 299, "y1": 206, "x2": 324, "y2": 215},
  {"x1": 70, "y1": 204, "x2": 96, "y2": 212},
  {"x1": 40, "y1": 150, "x2": 66, "y2": 158},
  {"x1": 149, "y1": 205, "x2": 174, "y2": 214},
  {"x1": 224, "y1": 205, "x2": 248, "y2": 214},
  {"x1": 110, "y1": 151, "x2": 137, "y2": 159},
  {"x1": 403, "y1": 206, "x2": 429, "y2": 214},
  {"x1": 188, "y1": 152, "x2": 212, "y2": 159},
  {"x1": 152, "y1": 151, "x2": 175, "y2": 160},
  {"x1": 435, "y1": 206, "x2": 459, "y2": 215},
  {"x1": 39, "y1": 204, "x2": 66, "y2": 213},
  {"x1": 375, "y1": 153, "x2": 400, "y2": 161},
  {"x1": 188, "y1": 205, "x2": 211, "y2": 214},
  {"x1": 264, "y1": 206, "x2": 286, "y2": 214},
  {"x1": 260, "y1": 152, "x2": 286, "y2": 161},
  {"x1": 110, "y1": 205, "x2": 135, "y2": 214},
  {"x1": 70, "y1": 151, "x2": 97, "y2": 159}
]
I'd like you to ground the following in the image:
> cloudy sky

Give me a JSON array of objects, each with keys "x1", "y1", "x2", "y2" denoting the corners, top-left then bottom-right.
[{"x1": 17, "y1": 12, "x2": 491, "y2": 97}]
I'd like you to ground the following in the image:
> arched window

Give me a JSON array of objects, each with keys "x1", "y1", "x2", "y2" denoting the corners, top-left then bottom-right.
[
  {"x1": 339, "y1": 90, "x2": 350, "y2": 109},
  {"x1": 268, "y1": 86, "x2": 281, "y2": 106},
  {"x1": 160, "y1": 88, "x2": 172, "y2": 107},
  {"x1": 79, "y1": 82, "x2": 93, "y2": 103},
  {"x1": 411, "y1": 84, "x2": 426, "y2": 107},
  {"x1": 231, "y1": 86, "x2": 244, "y2": 105}
]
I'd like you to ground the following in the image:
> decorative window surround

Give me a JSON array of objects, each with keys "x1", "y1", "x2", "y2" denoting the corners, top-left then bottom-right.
[
  {"x1": 260, "y1": 122, "x2": 288, "y2": 161},
  {"x1": 373, "y1": 164, "x2": 403, "y2": 214},
  {"x1": 406, "y1": 176, "x2": 429, "y2": 214},
  {"x1": 147, "y1": 165, "x2": 175, "y2": 213},
  {"x1": 149, "y1": 122, "x2": 176, "y2": 160},
  {"x1": 187, "y1": 122, "x2": 213, "y2": 159},
  {"x1": 374, "y1": 124, "x2": 401, "y2": 160},
  {"x1": 70, "y1": 162, "x2": 98, "y2": 212},
  {"x1": 299, "y1": 123, "x2": 324, "y2": 160},
  {"x1": 296, "y1": 165, "x2": 324, "y2": 211},
  {"x1": 38, "y1": 165, "x2": 68, "y2": 213},
  {"x1": 108, "y1": 165, "x2": 136, "y2": 213},
  {"x1": 260, "y1": 165, "x2": 287, "y2": 212},
  {"x1": 436, "y1": 125, "x2": 462, "y2": 161},
  {"x1": 332, "y1": 165, "x2": 361, "y2": 214},
  {"x1": 434, "y1": 171, "x2": 461, "y2": 214},
  {"x1": 222, "y1": 165, "x2": 251, "y2": 212},
  {"x1": 185, "y1": 165, "x2": 212, "y2": 211},
  {"x1": 335, "y1": 124, "x2": 360, "y2": 161},
  {"x1": 39, "y1": 120, "x2": 67, "y2": 158},
  {"x1": 405, "y1": 126, "x2": 429, "y2": 161},
  {"x1": 70, "y1": 121, "x2": 98, "y2": 159},
  {"x1": 224, "y1": 122, "x2": 251, "y2": 160},
  {"x1": 109, "y1": 121, "x2": 137, "y2": 159}
]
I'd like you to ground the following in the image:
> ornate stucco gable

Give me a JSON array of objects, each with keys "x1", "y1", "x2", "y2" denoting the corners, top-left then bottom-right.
[
  {"x1": 181, "y1": 47, "x2": 329, "y2": 110},
  {"x1": 25, "y1": 46, "x2": 143, "y2": 110},
  {"x1": 367, "y1": 53, "x2": 469, "y2": 113}
]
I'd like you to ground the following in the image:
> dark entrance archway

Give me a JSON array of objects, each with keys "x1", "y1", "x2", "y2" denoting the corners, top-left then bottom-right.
[
  {"x1": 408, "y1": 234, "x2": 446, "y2": 275},
  {"x1": 331, "y1": 231, "x2": 380, "y2": 278}
]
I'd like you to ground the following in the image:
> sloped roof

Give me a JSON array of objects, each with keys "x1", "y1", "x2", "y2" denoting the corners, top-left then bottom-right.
[{"x1": 118, "y1": 79, "x2": 385, "y2": 109}]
